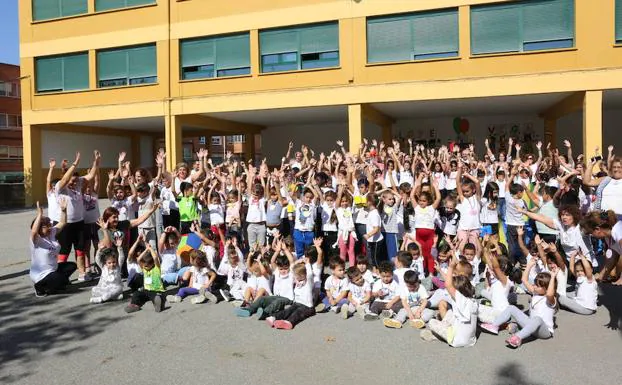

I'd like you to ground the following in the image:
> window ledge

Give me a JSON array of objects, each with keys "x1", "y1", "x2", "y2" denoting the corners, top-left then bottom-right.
[
  {"x1": 35, "y1": 82, "x2": 158, "y2": 96},
  {"x1": 258, "y1": 66, "x2": 341, "y2": 77},
  {"x1": 614, "y1": 43, "x2": 622, "y2": 48},
  {"x1": 179, "y1": 74, "x2": 252, "y2": 84},
  {"x1": 31, "y1": 3, "x2": 157, "y2": 24},
  {"x1": 469, "y1": 47, "x2": 577, "y2": 59},
  {"x1": 365, "y1": 56, "x2": 460, "y2": 67}
]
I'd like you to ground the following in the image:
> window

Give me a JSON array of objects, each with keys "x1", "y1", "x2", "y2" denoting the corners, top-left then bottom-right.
[
  {"x1": 367, "y1": 9, "x2": 459, "y2": 64},
  {"x1": 227, "y1": 135, "x2": 245, "y2": 143},
  {"x1": 35, "y1": 52, "x2": 89, "y2": 93},
  {"x1": 97, "y1": 44, "x2": 157, "y2": 88},
  {"x1": 0, "y1": 81, "x2": 20, "y2": 98},
  {"x1": 471, "y1": 0, "x2": 574, "y2": 55},
  {"x1": 32, "y1": 0, "x2": 88, "y2": 21},
  {"x1": 211, "y1": 136, "x2": 223, "y2": 146},
  {"x1": 180, "y1": 33, "x2": 250, "y2": 80},
  {"x1": 95, "y1": 0, "x2": 155, "y2": 12},
  {"x1": 0, "y1": 114, "x2": 22, "y2": 129},
  {"x1": 616, "y1": 0, "x2": 622, "y2": 44},
  {"x1": 9, "y1": 147, "x2": 23, "y2": 159},
  {"x1": 260, "y1": 22, "x2": 339, "y2": 73},
  {"x1": 0, "y1": 114, "x2": 6, "y2": 128}
]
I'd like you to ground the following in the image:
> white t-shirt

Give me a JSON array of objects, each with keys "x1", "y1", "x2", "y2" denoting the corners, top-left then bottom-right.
[
  {"x1": 208, "y1": 203, "x2": 225, "y2": 225},
  {"x1": 554, "y1": 219, "x2": 592, "y2": 262},
  {"x1": 490, "y1": 277, "x2": 513, "y2": 314},
  {"x1": 362, "y1": 269, "x2": 375, "y2": 285},
  {"x1": 190, "y1": 266, "x2": 211, "y2": 290},
  {"x1": 246, "y1": 274, "x2": 272, "y2": 295},
  {"x1": 312, "y1": 262, "x2": 323, "y2": 288},
  {"x1": 295, "y1": 200, "x2": 316, "y2": 231},
  {"x1": 529, "y1": 295, "x2": 555, "y2": 334},
  {"x1": 372, "y1": 279, "x2": 399, "y2": 302},
  {"x1": 47, "y1": 190, "x2": 60, "y2": 223},
  {"x1": 445, "y1": 171, "x2": 457, "y2": 190},
  {"x1": 496, "y1": 179, "x2": 506, "y2": 198},
  {"x1": 349, "y1": 281, "x2": 371, "y2": 303},
  {"x1": 399, "y1": 170, "x2": 414, "y2": 186},
  {"x1": 159, "y1": 185, "x2": 178, "y2": 215},
  {"x1": 384, "y1": 170, "x2": 399, "y2": 187},
  {"x1": 601, "y1": 178, "x2": 622, "y2": 215},
  {"x1": 393, "y1": 267, "x2": 413, "y2": 290},
  {"x1": 246, "y1": 196, "x2": 266, "y2": 223},
  {"x1": 353, "y1": 194, "x2": 368, "y2": 224},
  {"x1": 457, "y1": 195, "x2": 481, "y2": 230},
  {"x1": 160, "y1": 248, "x2": 179, "y2": 274},
  {"x1": 432, "y1": 172, "x2": 446, "y2": 190},
  {"x1": 273, "y1": 267, "x2": 294, "y2": 300},
  {"x1": 136, "y1": 196, "x2": 155, "y2": 229},
  {"x1": 399, "y1": 284, "x2": 429, "y2": 307},
  {"x1": 227, "y1": 263, "x2": 247, "y2": 289},
  {"x1": 480, "y1": 198, "x2": 498, "y2": 225},
  {"x1": 320, "y1": 203, "x2": 338, "y2": 232},
  {"x1": 505, "y1": 195, "x2": 526, "y2": 226},
  {"x1": 174, "y1": 176, "x2": 192, "y2": 193},
  {"x1": 324, "y1": 275, "x2": 349, "y2": 299},
  {"x1": 575, "y1": 276, "x2": 597, "y2": 310},
  {"x1": 413, "y1": 205, "x2": 437, "y2": 230},
  {"x1": 293, "y1": 264, "x2": 314, "y2": 307},
  {"x1": 450, "y1": 291, "x2": 478, "y2": 348},
  {"x1": 29, "y1": 228, "x2": 60, "y2": 283},
  {"x1": 82, "y1": 193, "x2": 100, "y2": 224},
  {"x1": 606, "y1": 221, "x2": 622, "y2": 256},
  {"x1": 55, "y1": 178, "x2": 84, "y2": 223},
  {"x1": 410, "y1": 258, "x2": 425, "y2": 280},
  {"x1": 365, "y1": 209, "x2": 383, "y2": 242},
  {"x1": 336, "y1": 207, "x2": 355, "y2": 231},
  {"x1": 111, "y1": 197, "x2": 134, "y2": 222}
]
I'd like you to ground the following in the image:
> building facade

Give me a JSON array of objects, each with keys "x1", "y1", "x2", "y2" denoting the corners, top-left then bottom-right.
[
  {"x1": 0, "y1": 63, "x2": 23, "y2": 183},
  {"x1": 19, "y1": 0, "x2": 622, "y2": 204}
]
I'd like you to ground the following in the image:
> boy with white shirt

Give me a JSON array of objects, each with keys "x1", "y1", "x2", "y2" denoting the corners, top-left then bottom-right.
[
  {"x1": 370, "y1": 261, "x2": 402, "y2": 317},
  {"x1": 393, "y1": 251, "x2": 414, "y2": 290},
  {"x1": 383, "y1": 270, "x2": 435, "y2": 329},
  {"x1": 342, "y1": 267, "x2": 378, "y2": 320},
  {"x1": 505, "y1": 166, "x2": 527, "y2": 268},
  {"x1": 321, "y1": 258, "x2": 350, "y2": 313},
  {"x1": 266, "y1": 262, "x2": 316, "y2": 330}
]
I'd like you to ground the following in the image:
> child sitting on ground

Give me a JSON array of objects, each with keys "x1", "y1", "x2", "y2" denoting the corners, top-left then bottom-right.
[
  {"x1": 265, "y1": 261, "x2": 316, "y2": 330},
  {"x1": 167, "y1": 249, "x2": 217, "y2": 304},
  {"x1": 321, "y1": 257, "x2": 350, "y2": 313},
  {"x1": 158, "y1": 226, "x2": 184, "y2": 286},
  {"x1": 125, "y1": 244, "x2": 166, "y2": 313},
  {"x1": 370, "y1": 261, "x2": 402, "y2": 317},
  {"x1": 90, "y1": 234, "x2": 125, "y2": 304},
  {"x1": 558, "y1": 252, "x2": 597, "y2": 315},
  {"x1": 242, "y1": 249, "x2": 272, "y2": 307},
  {"x1": 383, "y1": 270, "x2": 434, "y2": 329},
  {"x1": 342, "y1": 266, "x2": 377, "y2": 320}
]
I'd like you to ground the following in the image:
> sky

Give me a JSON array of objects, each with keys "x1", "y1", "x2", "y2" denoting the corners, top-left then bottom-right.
[{"x1": 0, "y1": 0, "x2": 20, "y2": 65}]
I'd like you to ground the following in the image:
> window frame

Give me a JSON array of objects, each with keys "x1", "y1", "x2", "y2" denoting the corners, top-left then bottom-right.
[
  {"x1": 35, "y1": 52, "x2": 90, "y2": 94},
  {"x1": 180, "y1": 33, "x2": 251, "y2": 81},
  {"x1": 94, "y1": 0, "x2": 156, "y2": 12},
  {"x1": 470, "y1": 0, "x2": 575, "y2": 56},
  {"x1": 97, "y1": 44, "x2": 158, "y2": 88},
  {"x1": 259, "y1": 22, "x2": 340, "y2": 73},
  {"x1": 32, "y1": 0, "x2": 88, "y2": 22}
]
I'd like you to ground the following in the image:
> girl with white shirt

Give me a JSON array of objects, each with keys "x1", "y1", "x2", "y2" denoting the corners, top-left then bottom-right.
[
  {"x1": 30, "y1": 199, "x2": 76, "y2": 297},
  {"x1": 319, "y1": 190, "x2": 339, "y2": 259},
  {"x1": 335, "y1": 185, "x2": 357, "y2": 266},
  {"x1": 408, "y1": 175, "x2": 441, "y2": 275},
  {"x1": 456, "y1": 165, "x2": 482, "y2": 253},
  {"x1": 558, "y1": 253, "x2": 597, "y2": 315},
  {"x1": 478, "y1": 252, "x2": 514, "y2": 324},
  {"x1": 481, "y1": 261, "x2": 557, "y2": 349},
  {"x1": 364, "y1": 195, "x2": 386, "y2": 268},
  {"x1": 444, "y1": 160, "x2": 458, "y2": 194},
  {"x1": 431, "y1": 162, "x2": 447, "y2": 198}
]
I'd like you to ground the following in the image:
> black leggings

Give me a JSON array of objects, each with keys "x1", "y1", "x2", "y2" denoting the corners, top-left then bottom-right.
[
  {"x1": 273, "y1": 302, "x2": 315, "y2": 327},
  {"x1": 34, "y1": 262, "x2": 77, "y2": 294},
  {"x1": 57, "y1": 221, "x2": 85, "y2": 256}
]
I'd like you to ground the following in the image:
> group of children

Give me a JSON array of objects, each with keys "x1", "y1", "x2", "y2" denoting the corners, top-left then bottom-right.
[{"x1": 29, "y1": 137, "x2": 622, "y2": 349}]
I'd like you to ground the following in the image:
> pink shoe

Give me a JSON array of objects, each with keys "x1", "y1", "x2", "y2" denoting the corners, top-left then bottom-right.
[
  {"x1": 265, "y1": 316, "x2": 275, "y2": 328},
  {"x1": 505, "y1": 335, "x2": 522, "y2": 348},
  {"x1": 480, "y1": 323, "x2": 499, "y2": 335},
  {"x1": 273, "y1": 320, "x2": 293, "y2": 330}
]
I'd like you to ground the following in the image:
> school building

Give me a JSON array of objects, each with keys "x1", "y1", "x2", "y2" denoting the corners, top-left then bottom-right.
[{"x1": 18, "y1": 0, "x2": 622, "y2": 205}]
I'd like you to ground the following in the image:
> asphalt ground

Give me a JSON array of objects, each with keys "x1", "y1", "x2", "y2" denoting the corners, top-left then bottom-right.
[{"x1": 0, "y1": 206, "x2": 620, "y2": 385}]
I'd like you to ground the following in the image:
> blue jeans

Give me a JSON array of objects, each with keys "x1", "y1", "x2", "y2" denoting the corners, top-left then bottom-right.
[
  {"x1": 162, "y1": 266, "x2": 190, "y2": 285},
  {"x1": 293, "y1": 229, "x2": 315, "y2": 258},
  {"x1": 384, "y1": 232, "x2": 399, "y2": 260}
]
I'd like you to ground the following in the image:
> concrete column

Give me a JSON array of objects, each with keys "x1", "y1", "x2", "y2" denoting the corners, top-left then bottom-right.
[
  {"x1": 458, "y1": 6, "x2": 471, "y2": 59},
  {"x1": 543, "y1": 118, "x2": 557, "y2": 147},
  {"x1": 23, "y1": 124, "x2": 43, "y2": 206},
  {"x1": 583, "y1": 90, "x2": 603, "y2": 158},
  {"x1": 165, "y1": 115, "x2": 182, "y2": 170},
  {"x1": 244, "y1": 133, "x2": 256, "y2": 163},
  {"x1": 348, "y1": 104, "x2": 363, "y2": 154}
]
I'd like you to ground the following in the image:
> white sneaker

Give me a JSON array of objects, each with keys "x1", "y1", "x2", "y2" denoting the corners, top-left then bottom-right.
[
  {"x1": 116, "y1": 294, "x2": 124, "y2": 301},
  {"x1": 166, "y1": 295, "x2": 182, "y2": 303},
  {"x1": 203, "y1": 290, "x2": 218, "y2": 303},
  {"x1": 231, "y1": 300, "x2": 244, "y2": 307},
  {"x1": 380, "y1": 309, "x2": 394, "y2": 318},
  {"x1": 220, "y1": 289, "x2": 232, "y2": 302},
  {"x1": 420, "y1": 329, "x2": 437, "y2": 341},
  {"x1": 78, "y1": 273, "x2": 94, "y2": 282},
  {"x1": 90, "y1": 297, "x2": 102, "y2": 304},
  {"x1": 191, "y1": 295, "x2": 207, "y2": 304}
]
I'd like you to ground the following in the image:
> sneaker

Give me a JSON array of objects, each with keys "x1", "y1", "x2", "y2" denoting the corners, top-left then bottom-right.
[
  {"x1": 231, "y1": 300, "x2": 244, "y2": 307},
  {"x1": 410, "y1": 319, "x2": 426, "y2": 329},
  {"x1": 363, "y1": 312, "x2": 379, "y2": 321},
  {"x1": 265, "y1": 316, "x2": 275, "y2": 328},
  {"x1": 78, "y1": 273, "x2": 94, "y2": 282},
  {"x1": 166, "y1": 295, "x2": 182, "y2": 303},
  {"x1": 314, "y1": 303, "x2": 326, "y2": 313},
  {"x1": 234, "y1": 307, "x2": 252, "y2": 317},
  {"x1": 340, "y1": 304, "x2": 349, "y2": 319},
  {"x1": 116, "y1": 293, "x2": 124, "y2": 301},
  {"x1": 506, "y1": 322, "x2": 519, "y2": 334},
  {"x1": 274, "y1": 320, "x2": 293, "y2": 330},
  {"x1": 420, "y1": 329, "x2": 437, "y2": 342},
  {"x1": 356, "y1": 306, "x2": 366, "y2": 320},
  {"x1": 220, "y1": 289, "x2": 232, "y2": 302},
  {"x1": 124, "y1": 304, "x2": 140, "y2": 313},
  {"x1": 383, "y1": 318, "x2": 403, "y2": 329},
  {"x1": 256, "y1": 308, "x2": 266, "y2": 320},
  {"x1": 153, "y1": 296, "x2": 163, "y2": 313},
  {"x1": 505, "y1": 334, "x2": 522, "y2": 348},
  {"x1": 90, "y1": 297, "x2": 103, "y2": 304},
  {"x1": 191, "y1": 295, "x2": 207, "y2": 305},
  {"x1": 480, "y1": 323, "x2": 499, "y2": 335},
  {"x1": 330, "y1": 305, "x2": 339, "y2": 313},
  {"x1": 203, "y1": 290, "x2": 218, "y2": 303},
  {"x1": 34, "y1": 288, "x2": 48, "y2": 298},
  {"x1": 380, "y1": 309, "x2": 394, "y2": 318}
]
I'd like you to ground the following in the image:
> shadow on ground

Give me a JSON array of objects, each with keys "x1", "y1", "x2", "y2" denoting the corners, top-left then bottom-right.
[
  {"x1": 0, "y1": 274, "x2": 126, "y2": 383},
  {"x1": 598, "y1": 283, "x2": 622, "y2": 335},
  {"x1": 495, "y1": 363, "x2": 543, "y2": 385}
]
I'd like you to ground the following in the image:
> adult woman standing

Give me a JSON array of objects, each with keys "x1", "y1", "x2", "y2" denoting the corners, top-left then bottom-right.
[
  {"x1": 583, "y1": 156, "x2": 622, "y2": 216},
  {"x1": 30, "y1": 199, "x2": 77, "y2": 296}
]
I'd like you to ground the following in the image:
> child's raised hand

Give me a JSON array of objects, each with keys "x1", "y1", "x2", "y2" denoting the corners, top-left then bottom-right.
[
  {"x1": 36, "y1": 201, "x2": 42, "y2": 214},
  {"x1": 313, "y1": 237, "x2": 323, "y2": 248},
  {"x1": 108, "y1": 169, "x2": 116, "y2": 180},
  {"x1": 58, "y1": 196, "x2": 68, "y2": 212},
  {"x1": 49, "y1": 158, "x2": 56, "y2": 168},
  {"x1": 138, "y1": 233, "x2": 145, "y2": 242},
  {"x1": 545, "y1": 242, "x2": 557, "y2": 253},
  {"x1": 114, "y1": 235, "x2": 124, "y2": 247}
]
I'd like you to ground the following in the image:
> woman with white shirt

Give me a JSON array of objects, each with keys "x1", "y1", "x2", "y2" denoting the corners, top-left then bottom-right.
[
  {"x1": 584, "y1": 157, "x2": 622, "y2": 216},
  {"x1": 580, "y1": 210, "x2": 622, "y2": 285},
  {"x1": 30, "y1": 199, "x2": 77, "y2": 297}
]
